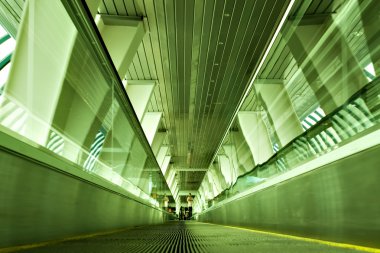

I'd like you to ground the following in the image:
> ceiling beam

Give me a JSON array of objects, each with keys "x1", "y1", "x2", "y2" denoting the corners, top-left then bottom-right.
[
  {"x1": 126, "y1": 80, "x2": 158, "y2": 85},
  {"x1": 175, "y1": 168, "x2": 208, "y2": 172},
  {"x1": 178, "y1": 191, "x2": 198, "y2": 196},
  {"x1": 100, "y1": 15, "x2": 143, "y2": 26},
  {"x1": 255, "y1": 78, "x2": 284, "y2": 85},
  {"x1": 141, "y1": 112, "x2": 162, "y2": 143},
  {"x1": 288, "y1": 13, "x2": 335, "y2": 26},
  {"x1": 143, "y1": 168, "x2": 160, "y2": 172},
  {"x1": 97, "y1": 14, "x2": 146, "y2": 79}
]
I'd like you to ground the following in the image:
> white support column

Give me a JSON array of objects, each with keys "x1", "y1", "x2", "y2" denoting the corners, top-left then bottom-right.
[
  {"x1": 167, "y1": 169, "x2": 175, "y2": 186},
  {"x1": 156, "y1": 146, "x2": 168, "y2": 168},
  {"x1": 167, "y1": 169, "x2": 177, "y2": 194},
  {"x1": 97, "y1": 15, "x2": 146, "y2": 79},
  {"x1": 162, "y1": 165, "x2": 177, "y2": 199},
  {"x1": 231, "y1": 130, "x2": 255, "y2": 173},
  {"x1": 210, "y1": 162, "x2": 228, "y2": 191},
  {"x1": 85, "y1": 0, "x2": 101, "y2": 18},
  {"x1": 196, "y1": 187, "x2": 205, "y2": 211},
  {"x1": 205, "y1": 169, "x2": 220, "y2": 198},
  {"x1": 172, "y1": 183, "x2": 179, "y2": 201},
  {"x1": 125, "y1": 80, "x2": 155, "y2": 121},
  {"x1": 3, "y1": 0, "x2": 77, "y2": 145},
  {"x1": 238, "y1": 112, "x2": 273, "y2": 165},
  {"x1": 151, "y1": 131, "x2": 166, "y2": 156},
  {"x1": 141, "y1": 112, "x2": 162, "y2": 145},
  {"x1": 218, "y1": 155, "x2": 234, "y2": 187},
  {"x1": 288, "y1": 14, "x2": 367, "y2": 113},
  {"x1": 208, "y1": 165, "x2": 223, "y2": 194},
  {"x1": 203, "y1": 181, "x2": 213, "y2": 203},
  {"x1": 161, "y1": 156, "x2": 171, "y2": 175},
  {"x1": 256, "y1": 80, "x2": 303, "y2": 147},
  {"x1": 222, "y1": 145, "x2": 239, "y2": 183},
  {"x1": 359, "y1": 0, "x2": 380, "y2": 73}
]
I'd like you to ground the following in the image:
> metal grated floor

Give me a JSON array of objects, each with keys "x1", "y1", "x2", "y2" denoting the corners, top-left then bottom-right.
[{"x1": 16, "y1": 221, "x2": 369, "y2": 253}]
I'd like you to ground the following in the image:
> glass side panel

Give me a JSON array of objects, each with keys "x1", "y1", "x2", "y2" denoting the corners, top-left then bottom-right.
[
  {"x1": 0, "y1": 25, "x2": 7, "y2": 38},
  {"x1": 197, "y1": 0, "x2": 380, "y2": 212},
  {"x1": 0, "y1": 24, "x2": 15, "y2": 93},
  {"x1": 0, "y1": 0, "x2": 170, "y2": 206},
  {"x1": 203, "y1": 76, "x2": 380, "y2": 210}
]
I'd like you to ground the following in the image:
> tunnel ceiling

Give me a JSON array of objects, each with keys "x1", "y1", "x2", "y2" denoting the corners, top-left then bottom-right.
[
  {"x1": 2, "y1": 0, "x2": 347, "y2": 196},
  {"x1": 98, "y1": 0, "x2": 292, "y2": 192}
]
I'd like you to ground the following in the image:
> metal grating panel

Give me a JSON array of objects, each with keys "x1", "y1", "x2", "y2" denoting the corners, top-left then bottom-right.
[{"x1": 17, "y1": 221, "x2": 371, "y2": 253}]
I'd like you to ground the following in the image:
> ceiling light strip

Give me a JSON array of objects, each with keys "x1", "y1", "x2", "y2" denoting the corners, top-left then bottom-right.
[{"x1": 208, "y1": 0, "x2": 296, "y2": 169}]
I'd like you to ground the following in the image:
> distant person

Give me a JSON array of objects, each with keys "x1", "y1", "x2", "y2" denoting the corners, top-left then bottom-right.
[
  {"x1": 179, "y1": 206, "x2": 183, "y2": 220},
  {"x1": 186, "y1": 193, "x2": 193, "y2": 218},
  {"x1": 163, "y1": 194, "x2": 169, "y2": 211}
]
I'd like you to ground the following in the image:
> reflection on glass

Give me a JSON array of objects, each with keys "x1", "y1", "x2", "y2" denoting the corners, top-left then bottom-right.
[
  {"x1": 0, "y1": 24, "x2": 15, "y2": 94},
  {"x1": 197, "y1": 0, "x2": 380, "y2": 212},
  {"x1": 0, "y1": 0, "x2": 169, "y2": 207}
]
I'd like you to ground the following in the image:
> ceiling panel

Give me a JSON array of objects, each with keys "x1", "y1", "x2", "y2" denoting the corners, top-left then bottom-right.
[
  {"x1": 192, "y1": 0, "x2": 291, "y2": 169},
  {"x1": 101, "y1": 0, "x2": 292, "y2": 191}
]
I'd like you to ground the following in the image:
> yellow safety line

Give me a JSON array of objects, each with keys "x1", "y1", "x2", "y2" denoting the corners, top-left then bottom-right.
[
  {"x1": 3, "y1": 222, "x2": 380, "y2": 253},
  {"x1": 0, "y1": 226, "x2": 141, "y2": 253},
  {"x1": 198, "y1": 222, "x2": 380, "y2": 253}
]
